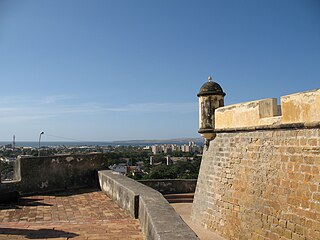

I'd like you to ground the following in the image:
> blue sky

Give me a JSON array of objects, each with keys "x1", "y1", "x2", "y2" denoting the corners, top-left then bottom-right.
[{"x1": 0, "y1": 0, "x2": 319, "y2": 141}]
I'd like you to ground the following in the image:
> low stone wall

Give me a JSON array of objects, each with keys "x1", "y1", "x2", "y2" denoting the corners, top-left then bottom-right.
[
  {"x1": 98, "y1": 170, "x2": 199, "y2": 240},
  {"x1": 138, "y1": 179, "x2": 197, "y2": 194},
  {"x1": 0, "y1": 153, "x2": 108, "y2": 195},
  {"x1": 99, "y1": 170, "x2": 141, "y2": 218}
]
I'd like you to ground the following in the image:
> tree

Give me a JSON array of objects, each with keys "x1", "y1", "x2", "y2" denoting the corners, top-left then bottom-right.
[{"x1": 147, "y1": 165, "x2": 177, "y2": 179}]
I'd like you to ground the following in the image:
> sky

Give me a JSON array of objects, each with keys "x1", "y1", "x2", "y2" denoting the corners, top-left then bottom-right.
[{"x1": 0, "y1": 0, "x2": 319, "y2": 141}]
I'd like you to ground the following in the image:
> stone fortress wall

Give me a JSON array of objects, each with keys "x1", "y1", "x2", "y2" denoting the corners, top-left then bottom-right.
[{"x1": 191, "y1": 89, "x2": 320, "y2": 240}]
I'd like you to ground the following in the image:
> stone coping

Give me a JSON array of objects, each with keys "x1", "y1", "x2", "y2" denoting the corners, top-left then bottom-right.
[
  {"x1": 98, "y1": 170, "x2": 199, "y2": 240},
  {"x1": 215, "y1": 121, "x2": 320, "y2": 133},
  {"x1": 215, "y1": 88, "x2": 320, "y2": 130}
]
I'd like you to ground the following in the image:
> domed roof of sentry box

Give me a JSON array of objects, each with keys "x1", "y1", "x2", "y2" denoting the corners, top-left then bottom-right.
[{"x1": 197, "y1": 76, "x2": 226, "y2": 97}]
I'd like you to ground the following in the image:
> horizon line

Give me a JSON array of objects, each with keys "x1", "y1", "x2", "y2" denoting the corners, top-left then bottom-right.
[{"x1": 0, "y1": 137, "x2": 203, "y2": 143}]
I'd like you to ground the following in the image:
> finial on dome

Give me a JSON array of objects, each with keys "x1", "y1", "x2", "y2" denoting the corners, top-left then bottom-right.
[{"x1": 208, "y1": 76, "x2": 212, "y2": 82}]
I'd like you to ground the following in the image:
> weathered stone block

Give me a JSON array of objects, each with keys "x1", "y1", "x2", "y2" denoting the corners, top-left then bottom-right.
[
  {"x1": 1, "y1": 153, "x2": 108, "y2": 195},
  {"x1": 281, "y1": 89, "x2": 320, "y2": 124}
]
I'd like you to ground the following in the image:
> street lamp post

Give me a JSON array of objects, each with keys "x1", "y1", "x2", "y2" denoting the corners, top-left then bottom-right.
[{"x1": 38, "y1": 131, "x2": 44, "y2": 157}]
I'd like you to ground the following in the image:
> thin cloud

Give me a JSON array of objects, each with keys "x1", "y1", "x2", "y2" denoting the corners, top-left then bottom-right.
[
  {"x1": 0, "y1": 95, "x2": 197, "y2": 123},
  {"x1": 103, "y1": 103, "x2": 197, "y2": 113},
  {"x1": 0, "y1": 115, "x2": 58, "y2": 123},
  {"x1": 42, "y1": 95, "x2": 76, "y2": 104},
  {"x1": 0, "y1": 94, "x2": 76, "y2": 106}
]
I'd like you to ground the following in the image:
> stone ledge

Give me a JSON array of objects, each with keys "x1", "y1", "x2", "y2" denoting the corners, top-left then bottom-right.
[
  {"x1": 215, "y1": 121, "x2": 320, "y2": 133},
  {"x1": 215, "y1": 98, "x2": 280, "y2": 129},
  {"x1": 215, "y1": 88, "x2": 320, "y2": 130},
  {"x1": 98, "y1": 170, "x2": 141, "y2": 218},
  {"x1": 281, "y1": 88, "x2": 320, "y2": 124},
  {"x1": 98, "y1": 170, "x2": 199, "y2": 240}
]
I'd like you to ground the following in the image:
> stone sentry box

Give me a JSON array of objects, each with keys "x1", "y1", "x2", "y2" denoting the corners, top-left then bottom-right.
[{"x1": 197, "y1": 76, "x2": 226, "y2": 143}]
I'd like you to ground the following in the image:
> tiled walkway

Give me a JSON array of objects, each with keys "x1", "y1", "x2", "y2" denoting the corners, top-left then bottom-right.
[
  {"x1": 171, "y1": 203, "x2": 225, "y2": 240},
  {"x1": 0, "y1": 188, "x2": 144, "y2": 240}
]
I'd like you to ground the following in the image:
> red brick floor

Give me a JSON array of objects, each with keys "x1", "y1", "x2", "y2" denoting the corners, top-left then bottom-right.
[{"x1": 0, "y1": 188, "x2": 144, "y2": 240}]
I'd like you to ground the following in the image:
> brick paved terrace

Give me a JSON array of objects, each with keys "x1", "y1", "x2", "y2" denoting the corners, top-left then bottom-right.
[{"x1": 0, "y1": 188, "x2": 144, "y2": 240}]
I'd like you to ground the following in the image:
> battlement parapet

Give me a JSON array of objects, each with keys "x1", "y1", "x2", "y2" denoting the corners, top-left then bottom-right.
[
  {"x1": 0, "y1": 153, "x2": 108, "y2": 196},
  {"x1": 215, "y1": 88, "x2": 320, "y2": 130}
]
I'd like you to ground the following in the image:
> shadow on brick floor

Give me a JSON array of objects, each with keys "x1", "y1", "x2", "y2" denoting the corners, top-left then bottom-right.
[
  {"x1": 43, "y1": 187, "x2": 100, "y2": 197},
  {"x1": 0, "y1": 188, "x2": 101, "y2": 210},
  {"x1": 0, "y1": 198, "x2": 53, "y2": 210},
  {"x1": 0, "y1": 228, "x2": 78, "y2": 239}
]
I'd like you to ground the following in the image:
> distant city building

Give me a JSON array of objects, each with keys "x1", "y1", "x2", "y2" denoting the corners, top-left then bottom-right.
[
  {"x1": 170, "y1": 157, "x2": 190, "y2": 163},
  {"x1": 163, "y1": 146, "x2": 172, "y2": 154},
  {"x1": 165, "y1": 156, "x2": 172, "y2": 166},
  {"x1": 2, "y1": 144, "x2": 13, "y2": 150},
  {"x1": 135, "y1": 161, "x2": 144, "y2": 169},
  {"x1": 150, "y1": 142, "x2": 202, "y2": 155},
  {"x1": 109, "y1": 163, "x2": 127, "y2": 175},
  {"x1": 0, "y1": 157, "x2": 16, "y2": 163},
  {"x1": 151, "y1": 145, "x2": 162, "y2": 155}
]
